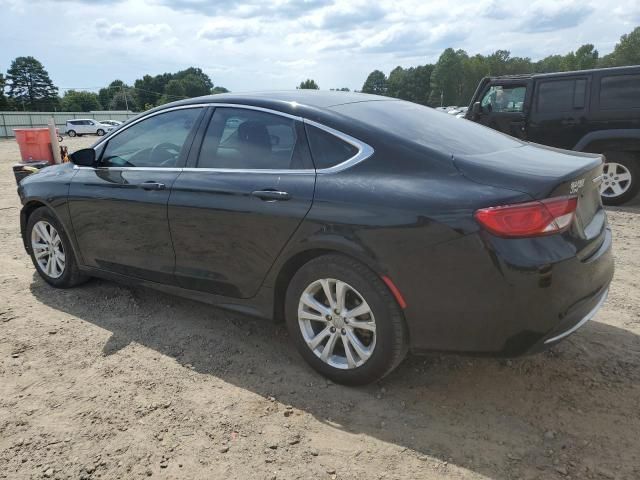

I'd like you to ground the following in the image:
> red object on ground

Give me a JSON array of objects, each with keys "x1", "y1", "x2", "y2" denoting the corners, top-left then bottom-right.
[{"x1": 13, "y1": 128, "x2": 58, "y2": 164}]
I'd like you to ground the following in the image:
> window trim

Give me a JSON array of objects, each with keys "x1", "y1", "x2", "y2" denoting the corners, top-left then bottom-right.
[
  {"x1": 535, "y1": 77, "x2": 589, "y2": 114},
  {"x1": 85, "y1": 103, "x2": 374, "y2": 174},
  {"x1": 598, "y1": 73, "x2": 640, "y2": 111}
]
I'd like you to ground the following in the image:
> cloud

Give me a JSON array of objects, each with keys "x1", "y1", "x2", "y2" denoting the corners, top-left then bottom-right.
[
  {"x1": 314, "y1": 5, "x2": 387, "y2": 31},
  {"x1": 154, "y1": 0, "x2": 332, "y2": 18},
  {"x1": 197, "y1": 20, "x2": 259, "y2": 42},
  {"x1": 521, "y1": 4, "x2": 593, "y2": 33},
  {"x1": 359, "y1": 24, "x2": 468, "y2": 56},
  {"x1": 94, "y1": 19, "x2": 172, "y2": 41}
]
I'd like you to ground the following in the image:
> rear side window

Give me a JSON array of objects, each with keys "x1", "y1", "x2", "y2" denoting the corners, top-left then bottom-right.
[
  {"x1": 599, "y1": 74, "x2": 640, "y2": 110},
  {"x1": 305, "y1": 125, "x2": 358, "y2": 169},
  {"x1": 197, "y1": 108, "x2": 311, "y2": 170},
  {"x1": 331, "y1": 100, "x2": 524, "y2": 156},
  {"x1": 537, "y1": 78, "x2": 587, "y2": 113}
]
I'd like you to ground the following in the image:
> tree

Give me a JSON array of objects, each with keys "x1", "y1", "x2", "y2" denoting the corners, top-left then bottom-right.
[
  {"x1": 387, "y1": 66, "x2": 408, "y2": 99},
  {"x1": 99, "y1": 80, "x2": 125, "y2": 109},
  {"x1": 61, "y1": 90, "x2": 102, "y2": 112},
  {"x1": 6, "y1": 56, "x2": 58, "y2": 111},
  {"x1": 0, "y1": 72, "x2": 8, "y2": 110},
  {"x1": 298, "y1": 79, "x2": 319, "y2": 89},
  {"x1": 600, "y1": 27, "x2": 640, "y2": 67},
  {"x1": 429, "y1": 48, "x2": 467, "y2": 106},
  {"x1": 361, "y1": 70, "x2": 387, "y2": 95},
  {"x1": 211, "y1": 86, "x2": 230, "y2": 94},
  {"x1": 111, "y1": 90, "x2": 136, "y2": 110},
  {"x1": 134, "y1": 74, "x2": 170, "y2": 108},
  {"x1": 330, "y1": 87, "x2": 350, "y2": 91}
]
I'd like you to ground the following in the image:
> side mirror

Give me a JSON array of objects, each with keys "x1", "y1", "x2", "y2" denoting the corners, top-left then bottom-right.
[
  {"x1": 471, "y1": 101, "x2": 482, "y2": 118},
  {"x1": 69, "y1": 148, "x2": 96, "y2": 167}
]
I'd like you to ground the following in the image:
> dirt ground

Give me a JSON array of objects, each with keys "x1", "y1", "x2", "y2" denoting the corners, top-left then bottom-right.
[{"x1": 0, "y1": 136, "x2": 639, "y2": 480}]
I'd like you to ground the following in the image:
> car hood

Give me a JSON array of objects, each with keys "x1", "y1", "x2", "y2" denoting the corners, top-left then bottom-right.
[{"x1": 452, "y1": 143, "x2": 602, "y2": 200}]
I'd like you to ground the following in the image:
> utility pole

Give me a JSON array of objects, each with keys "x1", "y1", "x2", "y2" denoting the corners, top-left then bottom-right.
[{"x1": 121, "y1": 84, "x2": 129, "y2": 112}]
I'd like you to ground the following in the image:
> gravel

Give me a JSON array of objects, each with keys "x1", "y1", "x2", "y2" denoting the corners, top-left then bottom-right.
[{"x1": 0, "y1": 137, "x2": 639, "y2": 479}]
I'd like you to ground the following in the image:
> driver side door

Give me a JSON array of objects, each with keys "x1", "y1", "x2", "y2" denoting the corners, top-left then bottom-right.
[{"x1": 68, "y1": 106, "x2": 204, "y2": 284}]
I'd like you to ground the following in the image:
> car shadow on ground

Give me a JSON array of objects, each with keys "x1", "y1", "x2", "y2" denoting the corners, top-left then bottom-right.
[{"x1": 29, "y1": 271, "x2": 640, "y2": 479}]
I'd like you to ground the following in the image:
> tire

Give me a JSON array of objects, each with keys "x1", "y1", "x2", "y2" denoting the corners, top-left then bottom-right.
[
  {"x1": 601, "y1": 152, "x2": 640, "y2": 206},
  {"x1": 27, "y1": 207, "x2": 88, "y2": 288},
  {"x1": 67, "y1": 130, "x2": 76, "y2": 137},
  {"x1": 96, "y1": 129, "x2": 105, "y2": 136},
  {"x1": 285, "y1": 254, "x2": 408, "y2": 386}
]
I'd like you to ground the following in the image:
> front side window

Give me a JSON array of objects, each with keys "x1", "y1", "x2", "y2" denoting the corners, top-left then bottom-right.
[
  {"x1": 197, "y1": 108, "x2": 307, "y2": 170},
  {"x1": 537, "y1": 79, "x2": 587, "y2": 113},
  {"x1": 600, "y1": 74, "x2": 640, "y2": 110},
  {"x1": 481, "y1": 85, "x2": 526, "y2": 113},
  {"x1": 101, "y1": 108, "x2": 201, "y2": 168}
]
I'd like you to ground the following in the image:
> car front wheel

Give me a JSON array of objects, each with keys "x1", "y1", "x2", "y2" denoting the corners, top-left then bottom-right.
[
  {"x1": 601, "y1": 152, "x2": 639, "y2": 205},
  {"x1": 285, "y1": 254, "x2": 408, "y2": 385},
  {"x1": 97, "y1": 129, "x2": 105, "y2": 136},
  {"x1": 27, "y1": 207, "x2": 88, "y2": 288}
]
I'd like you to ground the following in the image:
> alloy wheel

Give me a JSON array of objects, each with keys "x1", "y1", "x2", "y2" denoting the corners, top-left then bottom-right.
[
  {"x1": 31, "y1": 220, "x2": 65, "y2": 279},
  {"x1": 298, "y1": 278, "x2": 376, "y2": 369},
  {"x1": 601, "y1": 162, "x2": 632, "y2": 198}
]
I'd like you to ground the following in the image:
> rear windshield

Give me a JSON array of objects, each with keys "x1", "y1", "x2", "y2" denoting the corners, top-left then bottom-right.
[{"x1": 330, "y1": 100, "x2": 524, "y2": 155}]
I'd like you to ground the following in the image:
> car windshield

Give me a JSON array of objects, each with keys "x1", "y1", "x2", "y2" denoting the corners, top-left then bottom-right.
[{"x1": 331, "y1": 100, "x2": 524, "y2": 155}]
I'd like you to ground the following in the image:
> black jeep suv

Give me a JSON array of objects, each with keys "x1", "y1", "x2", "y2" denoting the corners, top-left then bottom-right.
[{"x1": 466, "y1": 65, "x2": 640, "y2": 205}]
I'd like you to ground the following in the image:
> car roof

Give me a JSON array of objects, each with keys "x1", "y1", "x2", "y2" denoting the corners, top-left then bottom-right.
[
  {"x1": 153, "y1": 90, "x2": 394, "y2": 119},
  {"x1": 486, "y1": 64, "x2": 640, "y2": 82}
]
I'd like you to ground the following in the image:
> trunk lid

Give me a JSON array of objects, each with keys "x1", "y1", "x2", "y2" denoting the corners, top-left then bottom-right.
[{"x1": 454, "y1": 143, "x2": 606, "y2": 250}]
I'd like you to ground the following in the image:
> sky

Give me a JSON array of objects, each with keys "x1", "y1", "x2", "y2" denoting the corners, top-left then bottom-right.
[{"x1": 0, "y1": 0, "x2": 639, "y2": 95}]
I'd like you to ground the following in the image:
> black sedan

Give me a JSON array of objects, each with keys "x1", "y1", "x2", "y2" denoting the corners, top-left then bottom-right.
[{"x1": 18, "y1": 91, "x2": 614, "y2": 385}]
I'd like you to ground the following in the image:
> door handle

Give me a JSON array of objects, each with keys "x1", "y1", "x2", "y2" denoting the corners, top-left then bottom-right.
[
  {"x1": 251, "y1": 189, "x2": 291, "y2": 201},
  {"x1": 562, "y1": 118, "x2": 578, "y2": 126},
  {"x1": 140, "y1": 181, "x2": 166, "y2": 191}
]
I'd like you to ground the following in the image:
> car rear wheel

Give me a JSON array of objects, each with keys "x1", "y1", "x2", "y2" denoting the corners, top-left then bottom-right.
[
  {"x1": 285, "y1": 254, "x2": 408, "y2": 385},
  {"x1": 27, "y1": 207, "x2": 88, "y2": 288},
  {"x1": 601, "y1": 152, "x2": 639, "y2": 205},
  {"x1": 67, "y1": 130, "x2": 76, "y2": 137},
  {"x1": 97, "y1": 129, "x2": 105, "y2": 136}
]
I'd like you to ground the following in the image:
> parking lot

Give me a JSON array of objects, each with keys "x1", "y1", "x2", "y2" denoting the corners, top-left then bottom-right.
[{"x1": 0, "y1": 136, "x2": 639, "y2": 480}]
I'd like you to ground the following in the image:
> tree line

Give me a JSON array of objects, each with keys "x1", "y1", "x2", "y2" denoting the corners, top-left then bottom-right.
[
  {"x1": 0, "y1": 57, "x2": 229, "y2": 112},
  {"x1": 361, "y1": 26, "x2": 640, "y2": 107},
  {"x1": 2, "y1": 26, "x2": 639, "y2": 112}
]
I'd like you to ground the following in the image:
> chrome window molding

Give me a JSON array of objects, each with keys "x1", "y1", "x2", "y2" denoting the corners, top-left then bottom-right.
[
  {"x1": 84, "y1": 102, "x2": 374, "y2": 175},
  {"x1": 303, "y1": 119, "x2": 374, "y2": 174},
  {"x1": 92, "y1": 103, "x2": 210, "y2": 150}
]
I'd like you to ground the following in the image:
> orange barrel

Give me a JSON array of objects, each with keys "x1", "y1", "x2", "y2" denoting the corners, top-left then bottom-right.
[{"x1": 13, "y1": 128, "x2": 58, "y2": 164}]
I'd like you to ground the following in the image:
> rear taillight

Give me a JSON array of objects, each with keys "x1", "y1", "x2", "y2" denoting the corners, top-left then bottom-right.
[{"x1": 475, "y1": 196, "x2": 578, "y2": 238}]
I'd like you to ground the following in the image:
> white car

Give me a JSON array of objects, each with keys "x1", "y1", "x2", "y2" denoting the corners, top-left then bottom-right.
[{"x1": 64, "y1": 119, "x2": 114, "y2": 137}]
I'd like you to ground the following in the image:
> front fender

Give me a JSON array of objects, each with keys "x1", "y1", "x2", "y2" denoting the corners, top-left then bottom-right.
[
  {"x1": 18, "y1": 164, "x2": 79, "y2": 259},
  {"x1": 573, "y1": 129, "x2": 640, "y2": 152}
]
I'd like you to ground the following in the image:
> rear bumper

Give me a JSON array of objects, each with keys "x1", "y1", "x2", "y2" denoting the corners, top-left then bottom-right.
[
  {"x1": 520, "y1": 285, "x2": 609, "y2": 355},
  {"x1": 402, "y1": 227, "x2": 614, "y2": 356}
]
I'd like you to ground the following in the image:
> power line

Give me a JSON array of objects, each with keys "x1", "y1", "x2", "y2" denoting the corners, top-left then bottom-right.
[{"x1": 58, "y1": 85, "x2": 189, "y2": 99}]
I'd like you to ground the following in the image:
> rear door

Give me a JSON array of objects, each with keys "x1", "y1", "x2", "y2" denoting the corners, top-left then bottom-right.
[
  {"x1": 474, "y1": 81, "x2": 529, "y2": 139},
  {"x1": 168, "y1": 106, "x2": 316, "y2": 298},
  {"x1": 527, "y1": 75, "x2": 591, "y2": 149},
  {"x1": 68, "y1": 106, "x2": 204, "y2": 283}
]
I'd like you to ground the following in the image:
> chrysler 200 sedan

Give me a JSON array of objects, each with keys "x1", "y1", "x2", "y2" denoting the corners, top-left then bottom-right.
[{"x1": 18, "y1": 91, "x2": 614, "y2": 385}]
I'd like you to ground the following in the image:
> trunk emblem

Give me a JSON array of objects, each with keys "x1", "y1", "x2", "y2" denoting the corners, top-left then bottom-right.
[{"x1": 570, "y1": 178, "x2": 585, "y2": 194}]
